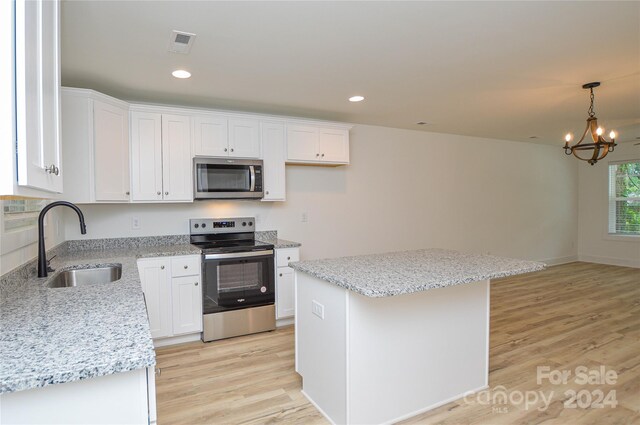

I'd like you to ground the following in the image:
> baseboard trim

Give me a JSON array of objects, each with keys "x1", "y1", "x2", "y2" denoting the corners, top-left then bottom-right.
[
  {"x1": 302, "y1": 385, "x2": 489, "y2": 425},
  {"x1": 153, "y1": 332, "x2": 201, "y2": 348},
  {"x1": 578, "y1": 255, "x2": 640, "y2": 268},
  {"x1": 538, "y1": 255, "x2": 578, "y2": 266},
  {"x1": 276, "y1": 317, "x2": 294, "y2": 328}
]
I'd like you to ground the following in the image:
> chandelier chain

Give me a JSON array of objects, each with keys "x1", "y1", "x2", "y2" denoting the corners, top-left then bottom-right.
[{"x1": 588, "y1": 88, "x2": 595, "y2": 117}]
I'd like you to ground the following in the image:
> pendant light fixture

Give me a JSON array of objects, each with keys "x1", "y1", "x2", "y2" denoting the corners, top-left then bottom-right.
[{"x1": 563, "y1": 82, "x2": 617, "y2": 165}]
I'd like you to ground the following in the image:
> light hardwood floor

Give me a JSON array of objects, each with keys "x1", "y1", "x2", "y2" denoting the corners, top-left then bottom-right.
[{"x1": 155, "y1": 262, "x2": 640, "y2": 424}]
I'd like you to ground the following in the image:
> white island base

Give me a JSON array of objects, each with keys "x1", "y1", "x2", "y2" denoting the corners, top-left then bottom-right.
[{"x1": 295, "y1": 272, "x2": 490, "y2": 425}]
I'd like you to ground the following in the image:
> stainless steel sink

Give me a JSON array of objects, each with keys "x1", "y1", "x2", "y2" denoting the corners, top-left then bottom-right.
[{"x1": 46, "y1": 265, "x2": 122, "y2": 288}]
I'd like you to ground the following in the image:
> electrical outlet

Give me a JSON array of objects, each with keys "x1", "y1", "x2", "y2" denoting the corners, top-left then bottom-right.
[
  {"x1": 301, "y1": 212, "x2": 308, "y2": 223},
  {"x1": 312, "y1": 300, "x2": 324, "y2": 319},
  {"x1": 131, "y1": 217, "x2": 140, "y2": 230}
]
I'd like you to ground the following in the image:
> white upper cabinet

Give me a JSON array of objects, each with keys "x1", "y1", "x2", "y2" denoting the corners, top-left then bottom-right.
[
  {"x1": 161, "y1": 114, "x2": 193, "y2": 202},
  {"x1": 2, "y1": 0, "x2": 62, "y2": 196},
  {"x1": 229, "y1": 119, "x2": 261, "y2": 158},
  {"x1": 131, "y1": 112, "x2": 163, "y2": 201},
  {"x1": 131, "y1": 110, "x2": 193, "y2": 203},
  {"x1": 61, "y1": 88, "x2": 131, "y2": 203},
  {"x1": 193, "y1": 115, "x2": 228, "y2": 157},
  {"x1": 261, "y1": 122, "x2": 286, "y2": 201},
  {"x1": 193, "y1": 115, "x2": 261, "y2": 158},
  {"x1": 286, "y1": 124, "x2": 350, "y2": 165},
  {"x1": 93, "y1": 100, "x2": 130, "y2": 201}
]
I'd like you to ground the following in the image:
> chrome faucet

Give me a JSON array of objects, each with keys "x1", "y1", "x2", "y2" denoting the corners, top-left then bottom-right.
[{"x1": 38, "y1": 201, "x2": 87, "y2": 278}]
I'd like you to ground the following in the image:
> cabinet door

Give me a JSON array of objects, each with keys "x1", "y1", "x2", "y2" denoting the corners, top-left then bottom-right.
[
  {"x1": 93, "y1": 100, "x2": 130, "y2": 201},
  {"x1": 276, "y1": 267, "x2": 295, "y2": 319},
  {"x1": 138, "y1": 259, "x2": 172, "y2": 339},
  {"x1": 261, "y1": 122, "x2": 286, "y2": 201},
  {"x1": 15, "y1": 0, "x2": 62, "y2": 193},
  {"x1": 193, "y1": 115, "x2": 228, "y2": 156},
  {"x1": 286, "y1": 125, "x2": 319, "y2": 162},
  {"x1": 131, "y1": 112, "x2": 163, "y2": 201},
  {"x1": 229, "y1": 119, "x2": 261, "y2": 158},
  {"x1": 171, "y1": 275, "x2": 202, "y2": 335},
  {"x1": 161, "y1": 114, "x2": 192, "y2": 201},
  {"x1": 319, "y1": 128, "x2": 349, "y2": 163}
]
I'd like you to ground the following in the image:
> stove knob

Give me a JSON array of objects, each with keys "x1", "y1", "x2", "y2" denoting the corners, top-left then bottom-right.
[
  {"x1": 242, "y1": 222, "x2": 247, "y2": 226},
  {"x1": 248, "y1": 221, "x2": 253, "y2": 226},
  {"x1": 202, "y1": 223, "x2": 207, "y2": 228},
  {"x1": 194, "y1": 223, "x2": 199, "y2": 228}
]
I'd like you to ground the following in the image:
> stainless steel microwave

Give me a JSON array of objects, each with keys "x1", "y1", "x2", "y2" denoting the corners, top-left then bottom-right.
[{"x1": 193, "y1": 158, "x2": 263, "y2": 200}]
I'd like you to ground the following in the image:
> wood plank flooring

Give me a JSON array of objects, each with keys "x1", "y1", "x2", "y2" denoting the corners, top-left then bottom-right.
[{"x1": 155, "y1": 262, "x2": 640, "y2": 424}]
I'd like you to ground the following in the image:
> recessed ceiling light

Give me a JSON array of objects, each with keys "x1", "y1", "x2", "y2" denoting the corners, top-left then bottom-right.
[
  {"x1": 416, "y1": 121, "x2": 429, "y2": 125},
  {"x1": 172, "y1": 69, "x2": 191, "y2": 79},
  {"x1": 349, "y1": 95, "x2": 364, "y2": 102}
]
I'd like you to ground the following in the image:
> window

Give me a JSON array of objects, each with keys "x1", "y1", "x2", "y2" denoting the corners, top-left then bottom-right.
[
  {"x1": 0, "y1": 199, "x2": 47, "y2": 255},
  {"x1": 608, "y1": 161, "x2": 640, "y2": 235}
]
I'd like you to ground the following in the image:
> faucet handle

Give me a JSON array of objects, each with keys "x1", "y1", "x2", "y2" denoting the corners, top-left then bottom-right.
[{"x1": 46, "y1": 255, "x2": 57, "y2": 272}]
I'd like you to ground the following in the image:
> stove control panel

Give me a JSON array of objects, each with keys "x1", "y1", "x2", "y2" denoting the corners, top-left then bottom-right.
[{"x1": 190, "y1": 217, "x2": 255, "y2": 234}]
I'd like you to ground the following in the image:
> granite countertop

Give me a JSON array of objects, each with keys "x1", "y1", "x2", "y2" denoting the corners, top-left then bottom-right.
[
  {"x1": 255, "y1": 230, "x2": 301, "y2": 249},
  {"x1": 0, "y1": 238, "x2": 201, "y2": 394},
  {"x1": 289, "y1": 248, "x2": 546, "y2": 298}
]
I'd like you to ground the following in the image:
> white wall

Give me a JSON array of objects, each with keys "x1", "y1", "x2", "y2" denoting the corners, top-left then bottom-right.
[
  {"x1": 578, "y1": 142, "x2": 640, "y2": 267},
  {"x1": 63, "y1": 124, "x2": 578, "y2": 264},
  {"x1": 0, "y1": 208, "x2": 65, "y2": 276}
]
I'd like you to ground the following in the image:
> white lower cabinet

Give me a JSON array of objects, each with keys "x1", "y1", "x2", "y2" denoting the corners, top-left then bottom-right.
[
  {"x1": 275, "y1": 247, "x2": 300, "y2": 320},
  {"x1": 171, "y1": 275, "x2": 202, "y2": 335},
  {"x1": 0, "y1": 367, "x2": 155, "y2": 425},
  {"x1": 137, "y1": 255, "x2": 202, "y2": 340}
]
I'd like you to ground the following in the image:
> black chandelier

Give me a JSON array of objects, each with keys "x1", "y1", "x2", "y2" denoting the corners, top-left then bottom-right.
[{"x1": 563, "y1": 82, "x2": 617, "y2": 165}]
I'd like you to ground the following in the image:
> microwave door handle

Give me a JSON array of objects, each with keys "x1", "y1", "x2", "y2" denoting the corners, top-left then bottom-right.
[{"x1": 249, "y1": 165, "x2": 256, "y2": 191}]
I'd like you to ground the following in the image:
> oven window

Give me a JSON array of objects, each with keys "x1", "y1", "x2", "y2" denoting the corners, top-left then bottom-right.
[
  {"x1": 217, "y1": 261, "x2": 264, "y2": 292},
  {"x1": 197, "y1": 164, "x2": 250, "y2": 192}
]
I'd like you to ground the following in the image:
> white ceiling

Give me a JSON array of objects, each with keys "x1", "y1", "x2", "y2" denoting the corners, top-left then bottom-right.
[{"x1": 61, "y1": 1, "x2": 640, "y2": 145}]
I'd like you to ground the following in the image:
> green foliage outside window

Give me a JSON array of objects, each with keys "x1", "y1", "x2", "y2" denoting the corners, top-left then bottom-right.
[{"x1": 610, "y1": 161, "x2": 640, "y2": 235}]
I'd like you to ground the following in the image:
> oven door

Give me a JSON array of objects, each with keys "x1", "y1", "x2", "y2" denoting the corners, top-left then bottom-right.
[
  {"x1": 203, "y1": 250, "x2": 274, "y2": 311},
  {"x1": 194, "y1": 158, "x2": 263, "y2": 199}
]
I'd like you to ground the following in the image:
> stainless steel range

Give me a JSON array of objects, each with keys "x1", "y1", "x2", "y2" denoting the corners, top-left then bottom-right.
[{"x1": 190, "y1": 217, "x2": 275, "y2": 342}]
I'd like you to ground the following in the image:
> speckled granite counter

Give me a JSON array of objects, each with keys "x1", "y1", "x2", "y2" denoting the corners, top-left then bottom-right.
[
  {"x1": 289, "y1": 248, "x2": 545, "y2": 297},
  {"x1": 0, "y1": 237, "x2": 201, "y2": 394},
  {"x1": 255, "y1": 231, "x2": 301, "y2": 249}
]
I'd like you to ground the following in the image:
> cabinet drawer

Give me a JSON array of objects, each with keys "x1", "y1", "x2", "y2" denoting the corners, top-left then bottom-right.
[
  {"x1": 276, "y1": 248, "x2": 299, "y2": 267},
  {"x1": 171, "y1": 256, "x2": 201, "y2": 277}
]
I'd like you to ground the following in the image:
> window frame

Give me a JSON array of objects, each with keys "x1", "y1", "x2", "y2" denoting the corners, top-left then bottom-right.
[
  {"x1": 0, "y1": 199, "x2": 47, "y2": 256},
  {"x1": 606, "y1": 159, "x2": 640, "y2": 240}
]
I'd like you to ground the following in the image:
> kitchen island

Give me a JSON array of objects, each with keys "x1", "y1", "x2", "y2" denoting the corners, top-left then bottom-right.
[{"x1": 290, "y1": 249, "x2": 545, "y2": 425}]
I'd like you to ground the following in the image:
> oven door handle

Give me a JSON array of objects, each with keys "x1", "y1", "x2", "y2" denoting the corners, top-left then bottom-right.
[
  {"x1": 249, "y1": 165, "x2": 256, "y2": 192},
  {"x1": 204, "y1": 250, "x2": 274, "y2": 260}
]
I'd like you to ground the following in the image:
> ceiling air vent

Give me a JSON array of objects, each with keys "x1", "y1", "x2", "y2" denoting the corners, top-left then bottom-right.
[{"x1": 168, "y1": 30, "x2": 196, "y2": 54}]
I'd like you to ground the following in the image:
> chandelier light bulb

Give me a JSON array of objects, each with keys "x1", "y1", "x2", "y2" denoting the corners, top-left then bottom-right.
[
  {"x1": 609, "y1": 130, "x2": 616, "y2": 139},
  {"x1": 596, "y1": 127, "x2": 604, "y2": 136},
  {"x1": 565, "y1": 133, "x2": 573, "y2": 143}
]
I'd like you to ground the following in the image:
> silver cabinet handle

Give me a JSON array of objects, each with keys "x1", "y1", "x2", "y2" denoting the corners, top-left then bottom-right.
[
  {"x1": 194, "y1": 282, "x2": 199, "y2": 286},
  {"x1": 279, "y1": 273, "x2": 283, "y2": 277},
  {"x1": 157, "y1": 191, "x2": 161, "y2": 195},
  {"x1": 165, "y1": 191, "x2": 169, "y2": 195},
  {"x1": 266, "y1": 191, "x2": 269, "y2": 195},
  {"x1": 230, "y1": 148, "x2": 234, "y2": 152},
  {"x1": 160, "y1": 265, "x2": 165, "y2": 270},
  {"x1": 44, "y1": 164, "x2": 59, "y2": 175},
  {"x1": 287, "y1": 256, "x2": 291, "y2": 260},
  {"x1": 126, "y1": 191, "x2": 130, "y2": 195},
  {"x1": 224, "y1": 148, "x2": 228, "y2": 152},
  {"x1": 316, "y1": 153, "x2": 320, "y2": 157},
  {"x1": 321, "y1": 153, "x2": 325, "y2": 158},
  {"x1": 184, "y1": 265, "x2": 188, "y2": 269}
]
